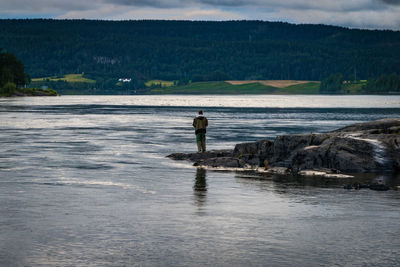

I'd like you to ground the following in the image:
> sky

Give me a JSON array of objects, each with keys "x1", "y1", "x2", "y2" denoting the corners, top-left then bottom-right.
[{"x1": 0, "y1": 0, "x2": 400, "y2": 30}]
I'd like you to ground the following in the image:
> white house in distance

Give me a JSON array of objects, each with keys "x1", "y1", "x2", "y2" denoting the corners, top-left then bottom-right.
[{"x1": 118, "y1": 78, "x2": 132, "y2": 83}]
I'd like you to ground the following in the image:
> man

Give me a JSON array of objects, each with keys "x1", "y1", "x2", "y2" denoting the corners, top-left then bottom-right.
[{"x1": 193, "y1": 110, "x2": 208, "y2": 153}]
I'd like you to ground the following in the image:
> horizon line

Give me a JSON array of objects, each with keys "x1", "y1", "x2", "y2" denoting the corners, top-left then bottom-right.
[{"x1": 1, "y1": 18, "x2": 399, "y2": 32}]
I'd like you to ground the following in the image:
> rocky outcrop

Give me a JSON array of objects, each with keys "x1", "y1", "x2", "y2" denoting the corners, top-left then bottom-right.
[
  {"x1": 8, "y1": 88, "x2": 58, "y2": 97},
  {"x1": 167, "y1": 118, "x2": 400, "y2": 176}
]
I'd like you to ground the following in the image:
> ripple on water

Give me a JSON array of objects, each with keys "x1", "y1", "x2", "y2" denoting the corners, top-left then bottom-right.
[{"x1": 1, "y1": 95, "x2": 400, "y2": 266}]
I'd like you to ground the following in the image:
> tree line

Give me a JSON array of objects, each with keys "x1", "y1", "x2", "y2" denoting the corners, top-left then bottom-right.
[
  {"x1": 2, "y1": 47, "x2": 399, "y2": 95},
  {"x1": 1, "y1": 19, "x2": 400, "y2": 90},
  {"x1": 320, "y1": 73, "x2": 400, "y2": 94},
  {"x1": 362, "y1": 73, "x2": 400, "y2": 93},
  {"x1": 0, "y1": 48, "x2": 30, "y2": 95}
]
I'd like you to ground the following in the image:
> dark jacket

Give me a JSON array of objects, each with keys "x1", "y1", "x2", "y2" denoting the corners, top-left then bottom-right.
[{"x1": 193, "y1": 116, "x2": 208, "y2": 134}]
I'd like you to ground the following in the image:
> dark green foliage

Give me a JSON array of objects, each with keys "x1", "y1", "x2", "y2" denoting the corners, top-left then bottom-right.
[
  {"x1": 30, "y1": 77, "x2": 144, "y2": 95},
  {"x1": 158, "y1": 81, "x2": 278, "y2": 94},
  {"x1": 1, "y1": 19, "x2": 400, "y2": 86},
  {"x1": 320, "y1": 73, "x2": 344, "y2": 94},
  {"x1": 0, "y1": 48, "x2": 29, "y2": 89},
  {"x1": 0, "y1": 49, "x2": 59, "y2": 96},
  {"x1": 0, "y1": 81, "x2": 16, "y2": 96},
  {"x1": 362, "y1": 73, "x2": 400, "y2": 93},
  {"x1": 0, "y1": 48, "x2": 30, "y2": 95},
  {"x1": 15, "y1": 87, "x2": 58, "y2": 96}
]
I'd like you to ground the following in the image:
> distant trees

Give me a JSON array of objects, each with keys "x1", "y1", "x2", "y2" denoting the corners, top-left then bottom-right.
[
  {"x1": 1, "y1": 82, "x2": 17, "y2": 95},
  {"x1": 0, "y1": 49, "x2": 29, "y2": 95},
  {"x1": 320, "y1": 73, "x2": 344, "y2": 94},
  {"x1": 362, "y1": 73, "x2": 400, "y2": 93},
  {"x1": 319, "y1": 72, "x2": 400, "y2": 94},
  {"x1": 1, "y1": 20, "x2": 400, "y2": 95},
  {"x1": 0, "y1": 20, "x2": 399, "y2": 85}
]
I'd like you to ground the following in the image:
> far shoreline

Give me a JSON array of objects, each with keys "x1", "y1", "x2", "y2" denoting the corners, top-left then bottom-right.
[{"x1": 0, "y1": 88, "x2": 58, "y2": 98}]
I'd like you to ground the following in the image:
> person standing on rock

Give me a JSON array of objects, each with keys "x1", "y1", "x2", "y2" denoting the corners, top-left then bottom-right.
[{"x1": 193, "y1": 110, "x2": 208, "y2": 153}]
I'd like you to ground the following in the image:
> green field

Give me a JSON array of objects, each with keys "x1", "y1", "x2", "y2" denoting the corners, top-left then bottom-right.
[
  {"x1": 28, "y1": 76, "x2": 366, "y2": 95},
  {"x1": 148, "y1": 81, "x2": 321, "y2": 94},
  {"x1": 145, "y1": 80, "x2": 175, "y2": 87},
  {"x1": 32, "y1": 74, "x2": 96, "y2": 84},
  {"x1": 278, "y1": 82, "x2": 321, "y2": 94},
  {"x1": 342, "y1": 80, "x2": 367, "y2": 94}
]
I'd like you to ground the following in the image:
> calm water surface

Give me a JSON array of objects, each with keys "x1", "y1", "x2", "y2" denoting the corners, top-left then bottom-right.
[{"x1": 1, "y1": 95, "x2": 400, "y2": 266}]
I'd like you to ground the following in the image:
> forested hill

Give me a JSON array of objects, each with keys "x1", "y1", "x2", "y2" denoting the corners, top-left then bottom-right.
[{"x1": 1, "y1": 19, "x2": 399, "y2": 84}]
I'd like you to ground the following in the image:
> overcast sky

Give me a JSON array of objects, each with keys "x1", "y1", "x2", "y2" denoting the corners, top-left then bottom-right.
[{"x1": 1, "y1": 0, "x2": 400, "y2": 30}]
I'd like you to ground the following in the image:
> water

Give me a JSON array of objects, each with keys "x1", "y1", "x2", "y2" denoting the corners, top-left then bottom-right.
[{"x1": 1, "y1": 95, "x2": 400, "y2": 266}]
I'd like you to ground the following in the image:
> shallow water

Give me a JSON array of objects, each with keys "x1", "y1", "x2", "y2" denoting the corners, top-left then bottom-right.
[{"x1": 1, "y1": 95, "x2": 400, "y2": 266}]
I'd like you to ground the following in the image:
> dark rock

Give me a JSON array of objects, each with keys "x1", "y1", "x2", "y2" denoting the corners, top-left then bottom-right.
[
  {"x1": 344, "y1": 182, "x2": 371, "y2": 190},
  {"x1": 381, "y1": 135, "x2": 400, "y2": 170},
  {"x1": 344, "y1": 184, "x2": 354, "y2": 189},
  {"x1": 344, "y1": 182, "x2": 390, "y2": 190},
  {"x1": 272, "y1": 134, "x2": 311, "y2": 166},
  {"x1": 233, "y1": 139, "x2": 274, "y2": 167},
  {"x1": 332, "y1": 118, "x2": 400, "y2": 134},
  {"x1": 167, "y1": 149, "x2": 233, "y2": 161},
  {"x1": 194, "y1": 157, "x2": 240, "y2": 168},
  {"x1": 167, "y1": 118, "x2": 400, "y2": 176},
  {"x1": 290, "y1": 136, "x2": 381, "y2": 172},
  {"x1": 167, "y1": 152, "x2": 190, "y2": 160},
  {"x1": 369, "y1": 184, "x2": 390, "y2": 191},
  {"x1": 265, "y1": 167, "x2": 291, "y2": 175}
]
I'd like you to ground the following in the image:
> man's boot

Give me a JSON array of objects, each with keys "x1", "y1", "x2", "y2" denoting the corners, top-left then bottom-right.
[
  {"x1": 197, "y1": 141, "x2": 202, "y2": 153},
  {"x1": 201, "y1": 140, "x2": 206, "y2": 152}
]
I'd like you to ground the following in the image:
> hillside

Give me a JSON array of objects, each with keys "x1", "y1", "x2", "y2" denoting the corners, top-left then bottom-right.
[
  {"x1": 225, "y1": 80, "x2": 313, "y2": 88},
  {"x1": 1, "y1": 19, "x2": 400, "y2": 93},
  {"x1": 147, "y1": 80, "x2": 321, "y2": 94}
]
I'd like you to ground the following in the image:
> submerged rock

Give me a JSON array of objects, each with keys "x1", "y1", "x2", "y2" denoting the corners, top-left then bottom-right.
[
  {"x1": 298, "y1": 170, "x2": 354, "y2": 179},
  {"x1": 344, "y1": 182, "x2": 390, "y2": 191},
  {"x1": 167, "y1": 150, "x2": 233, "y2": 164},
  {"x1": 167, "y1": 118, "x2": 400, "y2": 176}
]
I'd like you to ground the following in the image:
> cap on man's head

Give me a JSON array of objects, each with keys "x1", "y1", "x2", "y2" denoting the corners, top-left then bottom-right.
[{"x1": 198, "y1": 110, "x2": 203, "y2": 115}]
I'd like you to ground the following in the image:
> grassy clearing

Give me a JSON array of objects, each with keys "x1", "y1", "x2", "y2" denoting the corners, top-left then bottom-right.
[
  {"x1": 342, "y1": 81, "x2": 367, "y2": 94},
  {"x1": 226, "y1": 80, "x2": 313, "y2": 88},
  {"x1": 32, "y1": 74, "x2": 95, "y2": 84},
  {"x1": 279, "y1": 82, "x2": 321, "y2": 94},
  {"x1": 149, "y1": 81, "x2": 320, "y2": 94},
  {"x1": 1, "y1": 87, "x2": 58, "y2": 97},
  {"x1": 145, "y1": 80, "x2": 175, "y2": 87},
  {"x1": 154, "y1": 81, "x2": 274, "y2": 94}
]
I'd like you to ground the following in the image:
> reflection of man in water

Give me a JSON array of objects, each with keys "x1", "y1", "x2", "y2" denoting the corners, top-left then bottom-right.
[
  {"x1": 194, "y1": 168, "x2": 207, "y2": 192},
  {"x1": 193, "y1": 110, "x2": 208, "y2": 153},
  {"x1": 194, "y1": 168, "x2": 207, "y2": 207}
]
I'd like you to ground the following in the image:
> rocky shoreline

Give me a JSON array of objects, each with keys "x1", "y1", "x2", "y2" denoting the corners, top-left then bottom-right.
[
  {"x1": 168, "y1": 118, "x2": 400, "y2": 178},
  {"x1": 10, "y1": 88, "x2": 58, "y2": 97}
]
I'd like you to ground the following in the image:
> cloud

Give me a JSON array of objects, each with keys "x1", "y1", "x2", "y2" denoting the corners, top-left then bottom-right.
[
  {"x1": 0, "y1": 0, "x2": 93, "y2": 12},
  {"x1": 259, "y1": 7, "x2": 400, "y2": 30},
  {"x1": 379, "y1": 0, "x2": 400, "y2": 5},
  {"x1": 102, "y1": 0, "x2": 185, "y2": 8},
  {"x1": 178, "y1": 9, "x2": 243, "y2": 20},
  {"x1": 99, "y1": 0, "x2": 383, "y2": 12},
  {"x1": 58, "y1": 4, "x2": 243, "y2": 21},
  {"x1": 0, "y1": 0, "x2": 399, "y2": 30}
]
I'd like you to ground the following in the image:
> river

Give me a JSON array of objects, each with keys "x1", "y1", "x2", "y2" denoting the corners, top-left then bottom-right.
[{"x1": 1, "y1": 95, "x2": 400, "y2": 266}]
